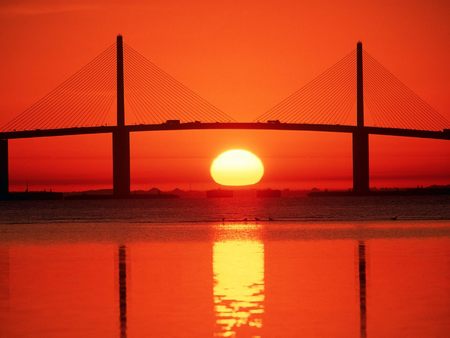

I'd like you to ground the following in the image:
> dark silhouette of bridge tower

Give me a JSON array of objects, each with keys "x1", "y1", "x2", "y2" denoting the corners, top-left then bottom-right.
[
  {"x1": 113, "y1": 35, "x2": 131, "y2": 197},
  {"x1": 0, "y1": 139, "x2": 7, "y2": 195},
  {"x1": 353, "y1": 42, "x2": 369, "y2": 193}
]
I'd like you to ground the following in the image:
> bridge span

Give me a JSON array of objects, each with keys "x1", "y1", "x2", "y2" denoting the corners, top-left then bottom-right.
[
  {"x1": 1, "y1": 36, "x2": 449, "y2": 197},
  {"x1": 0, "y1": 122, "x2": 448, "y2": 140}
]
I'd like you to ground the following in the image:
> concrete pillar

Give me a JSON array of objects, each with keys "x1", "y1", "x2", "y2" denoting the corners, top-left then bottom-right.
[
  {"x1": 116, "y1": 35, "x2": 125, "y2": 128},
  {"x1": 0, "y1": 139, "x2": 8, "y2": 195},
  {"x1": 353, "y1": 42, "x2": 370, "y2": 193},
  {"x1": 356, "y1": 41, "x2": 364, "y2": 128},
  {"x1": 113, "y1": 130, "x2": 130, "y2": 197},
  {"x1": 352, "y1": 131, "x2": 369, "y2": 193},
  {"x1": 113, "y1": 35, "x2": 130, "y2": 197}
]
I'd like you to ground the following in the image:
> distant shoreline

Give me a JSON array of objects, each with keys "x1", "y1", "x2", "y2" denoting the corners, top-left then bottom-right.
[
  {"x1": 308, "y1": 186, "x2": 450, "y2": 197},
  {"x1": 0, "y1": 185, "x2": 449, "y2": 201}
]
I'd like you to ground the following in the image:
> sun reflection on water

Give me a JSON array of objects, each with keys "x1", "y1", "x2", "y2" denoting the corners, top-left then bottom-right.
[{"x1": 213, "y1": 224, "x2": 264, "y2": 337}]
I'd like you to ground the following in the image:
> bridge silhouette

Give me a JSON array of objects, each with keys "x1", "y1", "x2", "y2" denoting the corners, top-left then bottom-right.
[{"x1": 0, "y1": 35, "x2": 449, "y2": 196}]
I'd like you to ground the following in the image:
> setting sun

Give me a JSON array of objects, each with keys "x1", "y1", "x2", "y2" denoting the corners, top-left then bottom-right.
[{"x1": 210, "y1": 149, "x2": 264, "y2": 186}]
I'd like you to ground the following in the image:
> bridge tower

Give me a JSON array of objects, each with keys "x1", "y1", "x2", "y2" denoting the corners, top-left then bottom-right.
[
  {"x1": 113, "y1": 35, "x2": 131, "y2": 197},
  {"x1": 352, "y1": 42, "x2": 370, "y2": 193},
  {"x1": 0, "y1": 139, "x2": 8, "y2": 195}
]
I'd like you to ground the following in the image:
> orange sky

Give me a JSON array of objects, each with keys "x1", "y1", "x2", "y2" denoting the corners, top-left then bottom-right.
[{"x1": 0, "y1": 0, "x2": 449, "y2": 191}]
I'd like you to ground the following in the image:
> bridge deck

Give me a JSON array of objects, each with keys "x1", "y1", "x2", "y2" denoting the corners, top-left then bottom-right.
[{"x1": 0, "y1": 122, "x2": 448, "y2": 140}]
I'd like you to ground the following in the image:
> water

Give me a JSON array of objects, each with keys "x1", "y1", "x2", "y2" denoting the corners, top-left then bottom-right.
[
  {"x1": 0, "y1": 196, "x2": 449, "y2": 337},
  {"x1": 0, "y1": 195, "x2": 449, "y2": 223}
]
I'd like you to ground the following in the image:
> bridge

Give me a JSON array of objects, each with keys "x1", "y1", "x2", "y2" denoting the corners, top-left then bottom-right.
[{"x1": 0, "y1": 36, "x2": 449, "y2": 196}]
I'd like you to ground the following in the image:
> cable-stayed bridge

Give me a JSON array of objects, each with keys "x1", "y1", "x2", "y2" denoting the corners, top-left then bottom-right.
[{"x1": 0, "y1": 36, "x2": 449, "y2": 196}]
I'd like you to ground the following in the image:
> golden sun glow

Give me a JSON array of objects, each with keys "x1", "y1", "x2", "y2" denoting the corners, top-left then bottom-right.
[{"x1": 210, "y1": 149, "x2": 264, "y2": 186}]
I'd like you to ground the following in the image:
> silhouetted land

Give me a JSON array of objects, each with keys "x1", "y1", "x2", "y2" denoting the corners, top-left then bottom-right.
[
  {"x1": 0, "y1": 191, "x2": 64, "y2": 200},
  {"x1": 0, "y1": 185, "x2": 448, "y2": 201},
  {"x1": 308, "y1": 185, "x2": 450, "y2": 197},
  {"x1": 0, "y1": 188, "x2": 178, "y2": 201}
]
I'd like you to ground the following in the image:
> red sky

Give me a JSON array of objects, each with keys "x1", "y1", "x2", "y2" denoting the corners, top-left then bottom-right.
[{"x1": 0, "y1": 0, "x2": 449, "y2": 191}]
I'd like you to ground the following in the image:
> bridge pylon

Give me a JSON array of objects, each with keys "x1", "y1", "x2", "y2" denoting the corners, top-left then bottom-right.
[
  {"x1": 113, "y1": 35, "x2": 131, "y2": 197},
  {"x1": 352, "y1": 41, "x2": 370, "y2": 194},
  {"x1": 0, "y1": 139, "x2": 8, "y2": 196}
]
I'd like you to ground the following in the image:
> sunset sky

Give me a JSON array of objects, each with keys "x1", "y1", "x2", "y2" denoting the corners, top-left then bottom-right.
[{"x1": 0, "y1": 0, "x2": 449, "y2": 191}]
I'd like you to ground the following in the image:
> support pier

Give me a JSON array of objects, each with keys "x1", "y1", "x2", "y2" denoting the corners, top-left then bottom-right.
[{"x1": 352, "y1": 41, "x2": 370, "y2": 193}]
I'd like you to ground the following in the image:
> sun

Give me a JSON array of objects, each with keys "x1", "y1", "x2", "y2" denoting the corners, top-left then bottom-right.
[{"x1": 210, "y1": 149, "x2": 264, "y2": 186}]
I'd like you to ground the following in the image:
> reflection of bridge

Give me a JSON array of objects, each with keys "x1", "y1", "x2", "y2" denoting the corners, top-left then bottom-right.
[
  {"x1": 0, "y1": 36, "x2": 449, "y2": 196},
  {"x1": 116, "y1": 236, "x2": 368, "y2": 338}
]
